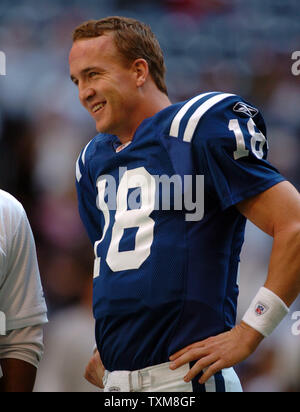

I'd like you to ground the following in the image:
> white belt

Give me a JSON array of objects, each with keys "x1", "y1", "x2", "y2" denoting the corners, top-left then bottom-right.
[
  {"x1": 103, "y1": 361, "x2": 191, "y2": 392},
  {"x1": 103, "y1": 361, "x2": 243, "y2": 392}
]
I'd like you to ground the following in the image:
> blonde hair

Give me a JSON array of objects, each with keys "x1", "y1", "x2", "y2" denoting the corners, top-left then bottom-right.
[{"x1": 72, "y1": 16, "x2": 168, "y2": 95}]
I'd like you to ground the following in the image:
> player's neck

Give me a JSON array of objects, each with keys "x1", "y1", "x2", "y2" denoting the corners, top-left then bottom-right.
[{"x1": 118, "y1": 90, "x2": 171, "y2": 145}]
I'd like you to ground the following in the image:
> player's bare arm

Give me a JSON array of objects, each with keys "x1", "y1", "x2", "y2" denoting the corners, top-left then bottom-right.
[
  {"x1": 0, "y1": 359, "x2": 37, "y2": 392},
  {"x1": 169, "y1": 180, "x2": 300, "y2": 384},
  {"x1": 238, "y1": 181, "x2": 300, "y2": 305}
]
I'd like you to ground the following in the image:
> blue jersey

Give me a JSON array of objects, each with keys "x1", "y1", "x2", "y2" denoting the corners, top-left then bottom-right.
[{"x1": 76, "y1": 92, "x2": 284, "y2": 372}]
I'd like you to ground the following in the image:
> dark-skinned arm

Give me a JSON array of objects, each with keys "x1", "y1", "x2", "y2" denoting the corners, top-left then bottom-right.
[{"x1": 0, "y1": 358, "x2": 37, "y2": 392}]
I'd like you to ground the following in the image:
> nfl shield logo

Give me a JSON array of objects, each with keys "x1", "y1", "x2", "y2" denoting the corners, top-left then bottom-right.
[{"x1": 255, "y1": 302, "x2": 269, "y2": 316}]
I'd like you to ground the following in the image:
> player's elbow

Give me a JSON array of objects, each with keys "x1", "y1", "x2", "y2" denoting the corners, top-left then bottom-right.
[
  {"x1": 273, "y1": 222, "x2": 300, "y2": 262},
  {"x1": 273, "y1": 220, "x2": 300, "y2": 238},
  {"x1": 289, "y1": 224, "x2": 300, "y2": 247}
]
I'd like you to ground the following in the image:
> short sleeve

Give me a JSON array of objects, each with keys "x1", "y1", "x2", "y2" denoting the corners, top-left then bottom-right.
[
  {"x1": 0, "y1": 200, "x2": 48, "y2": 332},
  {"x1": 192, "y1": 95, "x2": 285, "y2": 210},
  {"x1": 75, "y1": 140, "x2": 103, "y2": 245}
]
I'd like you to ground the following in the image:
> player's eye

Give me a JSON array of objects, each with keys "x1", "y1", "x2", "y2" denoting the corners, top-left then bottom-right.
[
  {"x1": 89, "y1": 72, "x2": 99, "y2": 79},
  {"x1": 71, "y1": 77, "x2": 79, "y2": 86}
]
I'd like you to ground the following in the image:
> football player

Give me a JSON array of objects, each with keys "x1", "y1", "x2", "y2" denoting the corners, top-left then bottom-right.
[
  {"x1": 0, "y1": 190, "x2": 48, "y2": 392},
  {"x1": 69, "y1": 16, "x2": 300, "y2": 392}
]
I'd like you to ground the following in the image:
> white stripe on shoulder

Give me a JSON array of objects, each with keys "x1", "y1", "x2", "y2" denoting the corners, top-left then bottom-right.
[
  {"x1": 169, "y1": 92, "x2": 215, "y2": 138},
  {"x1": 183, "y1": 93, "x2": 235, "y2": 142},
  {"x1": 82, "y1": 139, "x2": 93, "y2": 165},
  {"x1": 76, "y1": 139, "x2": 93, "y2": 182},
  {"x1": 76, "y1": 156, "x2": 82, "y2": 182}
]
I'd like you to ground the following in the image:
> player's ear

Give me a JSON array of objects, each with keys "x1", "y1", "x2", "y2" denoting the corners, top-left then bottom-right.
[{"x1": 132, "y1": 59, "x2": 149, "y2": 88}]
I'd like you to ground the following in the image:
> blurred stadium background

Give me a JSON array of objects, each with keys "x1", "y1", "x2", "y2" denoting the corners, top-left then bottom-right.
[{"x1": 0, "y1": 0, "x2": 299, "y2": 392}]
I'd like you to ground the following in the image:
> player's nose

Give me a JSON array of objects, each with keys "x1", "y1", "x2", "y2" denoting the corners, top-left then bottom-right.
[{"x1": 79, "y1": 85, "x2": 96, "y2": 105}]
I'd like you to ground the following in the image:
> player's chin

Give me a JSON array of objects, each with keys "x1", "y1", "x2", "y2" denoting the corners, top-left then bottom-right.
[
  {"x1": 95, "y1": 123, "x2": 104, "y2": 133},
  {"x1": 95, "y1": 120, "x2": 109, "y2": 134},
  {"x1": 96, "y1": 118, "x2": 118, "y2": 136}
]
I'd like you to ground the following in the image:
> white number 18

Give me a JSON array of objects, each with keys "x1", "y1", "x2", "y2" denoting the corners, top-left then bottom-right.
[
  {"x1": 229, "y1": 118, "x2": 267, "y2": 160},
  {"x1": 95, "y1": 167, "x2": 156, "y2": 274}
]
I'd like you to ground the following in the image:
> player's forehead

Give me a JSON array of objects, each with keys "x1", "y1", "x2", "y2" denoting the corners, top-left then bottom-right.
[{"x1": 69, "y1": 33, "x2": 120, "y2": 74}]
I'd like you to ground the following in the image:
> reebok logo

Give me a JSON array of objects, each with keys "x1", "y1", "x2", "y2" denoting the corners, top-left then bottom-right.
[{"x1": 233, "y1": 102, "x2": 258, "y2": 118}]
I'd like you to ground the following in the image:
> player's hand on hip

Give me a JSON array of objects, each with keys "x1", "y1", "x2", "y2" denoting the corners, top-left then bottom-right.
[
  {"x1": 84, "y1": 349, "x2": 105, "y2": 389},
  {"x1": 169, "y1": 322, "x2": 264, "y2": 384}
]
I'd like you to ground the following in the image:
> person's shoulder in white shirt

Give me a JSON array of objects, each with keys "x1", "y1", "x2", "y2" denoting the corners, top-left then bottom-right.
[{"x1": 0, "y1": 190, "x2": 48, "y2": 392}]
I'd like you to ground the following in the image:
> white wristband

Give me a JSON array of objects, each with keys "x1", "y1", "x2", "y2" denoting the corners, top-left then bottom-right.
[{"x1": 242, "y1": 287, "x2": 289, "y2": 337}]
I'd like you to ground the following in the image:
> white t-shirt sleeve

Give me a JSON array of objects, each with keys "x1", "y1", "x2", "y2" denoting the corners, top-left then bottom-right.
[
  {"x1": 0, "y1": 191, "x2": 48, "y2": 332},
  {"x1": 0, "y1": 325, "x2": 44, "y2": 368}
]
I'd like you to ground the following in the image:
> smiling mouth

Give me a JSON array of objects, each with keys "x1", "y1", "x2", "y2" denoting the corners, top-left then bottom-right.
[{"x1": 92, "y1": 102, "x2": 106, "y2": 113}]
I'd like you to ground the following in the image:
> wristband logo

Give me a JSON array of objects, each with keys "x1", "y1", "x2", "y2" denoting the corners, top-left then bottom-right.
[
  {"x1": 255, "y1": 302, "x2": 269, "y2": 316},
  {"x1": 0, "y1": 310, "x2": 6, "y2": 335}
]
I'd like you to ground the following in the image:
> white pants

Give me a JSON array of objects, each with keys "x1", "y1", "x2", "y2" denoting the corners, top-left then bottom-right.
[{"x1": 103, "y1": 361, "x2": 243, "y2": 392}]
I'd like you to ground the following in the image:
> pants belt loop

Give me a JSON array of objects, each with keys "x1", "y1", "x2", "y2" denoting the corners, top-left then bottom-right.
[
  {"x1": 130, "y1": 370, "x2": 142, "y2": 391},
  {"x1": 103, "y1": 370, "x2": 109, "y2": 388}
]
